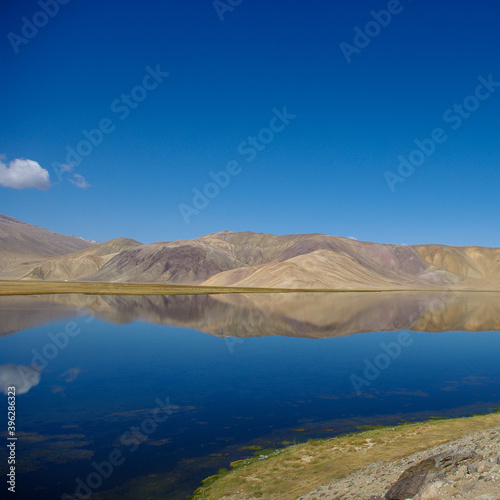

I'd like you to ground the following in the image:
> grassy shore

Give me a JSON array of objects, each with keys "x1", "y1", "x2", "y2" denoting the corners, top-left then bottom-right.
[
  {"x1": 192, "y1": 411, "x2": 500, "y2": 499},
  {"x1": 0, "y1": 279, "x2": 340, "y2": 296},
  {"x1": 0, "y1": 280, "x2": 419, "y2": 296},
  {"x1": 0, "y1": 279, "x2": 495, "y2": 296}
]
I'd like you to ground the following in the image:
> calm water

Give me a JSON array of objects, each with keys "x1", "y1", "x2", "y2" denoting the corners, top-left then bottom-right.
[{"x1": 1, "y1": 292, "x2": 499, "y2": 499}]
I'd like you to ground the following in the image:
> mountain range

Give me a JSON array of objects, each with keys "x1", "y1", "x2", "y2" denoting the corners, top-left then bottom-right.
[{"x1": 1, "y1": 213, "x2": 500, "y2": 290}]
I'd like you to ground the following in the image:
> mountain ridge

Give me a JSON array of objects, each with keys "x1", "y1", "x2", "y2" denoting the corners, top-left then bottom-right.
[{"x1": 1, "y1": 213, "x2": 499, "y2": 290}]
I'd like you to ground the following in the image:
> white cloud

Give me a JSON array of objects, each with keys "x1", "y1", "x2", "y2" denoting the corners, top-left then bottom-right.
[
  {"x1": 0, "y1": 364, "x2": 41, "y2": 395},
  {"x1": 69, "y1": 173, "x2": 90, "y2": 189},
  {"x1": 347, "y1": 236, "x2": 358, "y2": 240},
  {"x1": 0, "y1": 157, "x2": 51, "y2": 190}
]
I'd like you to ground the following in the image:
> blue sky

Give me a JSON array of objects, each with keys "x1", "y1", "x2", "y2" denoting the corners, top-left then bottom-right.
[{"x1": 1, "y1": 0, "x2": 499, "y2": 246}]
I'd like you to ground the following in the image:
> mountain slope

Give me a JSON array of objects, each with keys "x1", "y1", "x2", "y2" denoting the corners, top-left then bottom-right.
[
  {"x1": 21, "y1": 238, "x2": 142, "y2": 281},
  {"x1": 201, "y1": 234, "x2": 456, "y2": 290},
  {"x1": 0, "y1": 214, "x2": 96, "y2": 278},
  {"x1": 84, "y1": 238, "x2": 245, "y2": 284},
  {"x1": 0, "y1": 213, "x2": 94, "y2": 258},
  {"x1": 413, "y1": 244, "x2": 500, "y2": 281}
]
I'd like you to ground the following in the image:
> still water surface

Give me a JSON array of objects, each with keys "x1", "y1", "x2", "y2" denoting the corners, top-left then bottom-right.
[{"x1": 1, "y1": 292, "x2": 499, "y2": 499}]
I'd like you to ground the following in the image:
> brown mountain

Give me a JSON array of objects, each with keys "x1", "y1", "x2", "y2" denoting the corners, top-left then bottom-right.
[
  {"x1": 0, "y1": 213, "x2": 141, "y2": 280},
  {"x1": 83, "y1": 236, "x2": 245, "y2": 283},
  {"x1": 0, "y1": 214, "x2": 95, "y2": 278},
  {"x1": 413, "y1": 244, "x2": 500, "y2": 282},
  {"x1": 0, "y1": 213, "x2": 93, "y2": 258},
  {"x1": 82, "y1": 232, "x2": 453, "y2": 288},
  {"x1": 1, "y1": 214, "x2": 500, "y2": 290},
  {"x1": 200, "y1": 233, "x2": 500, "y2": 290},
  {"x1": 22, "y1": 238, "x2": 142, "y2": 281}
]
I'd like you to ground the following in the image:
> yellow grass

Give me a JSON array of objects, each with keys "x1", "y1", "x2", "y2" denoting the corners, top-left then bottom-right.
[
  {"x1": 0, "y1": 279, "x2": 492, "y2": 296},
  {"x1": 193, "y1": 412, "x2": 500, "y2": 499},
  {"x1": 0, "y1": 279, "x2": 426, "y2": 296},
  {"x1": 0, "y1": 279, "x2": 339, "y2": 296}
]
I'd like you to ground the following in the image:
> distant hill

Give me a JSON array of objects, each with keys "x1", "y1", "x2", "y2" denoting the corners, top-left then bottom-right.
[
  {"x1": 0, "y1": 214, "x2": 93, "y2": 257},
  {"x1": 0, "y1": 214, "x2": 96, "y2": 278},
  {"x1": 83, "y1": 237, "x2": 244, "y2": 283},
  {"x1": 202, "y1": 240, "x2": 500, "y2": 290},
  {"x1": 1, "y1": 214, "x2": 499, "y2": 290},
  {"x1": 201, "y1": 233, "x2": 447, "y2": 289},
  {"x1": 22, "y1": 238, "x2": 142, "y2": 281},
  {"x1": 0, "y1": 213, "x2": 141, "y2": 280},
  {"x1": 82, "y1": 231, "x2": 442, "y2": 288}
]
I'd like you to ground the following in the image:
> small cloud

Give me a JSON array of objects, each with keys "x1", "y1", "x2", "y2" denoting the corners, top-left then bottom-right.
[
  {"x1": 60, "y1": 367, "x2": 82, "y2": 383},
  {"x1": 0, "y1": 157, "x2": 50, "y2": 190},
  {"x1": 347, "y1": 236, "x2": 358, "y2": 240},
  {"x1": 69, "y1": 173, "x2": 90, "y2": 189}
]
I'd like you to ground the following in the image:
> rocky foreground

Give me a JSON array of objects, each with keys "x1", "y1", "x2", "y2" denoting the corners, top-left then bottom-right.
[{"x1": 300, "y1": 426, "x2": 500, "y2": 500}]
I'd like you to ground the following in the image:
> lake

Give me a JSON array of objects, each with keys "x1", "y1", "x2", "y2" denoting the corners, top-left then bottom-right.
[{"x1": 1, "y1": 291, "x2": 500, "y2": 499}]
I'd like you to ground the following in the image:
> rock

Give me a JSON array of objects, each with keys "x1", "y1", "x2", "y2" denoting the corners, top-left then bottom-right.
[
  {"x1": 414, "y1": 481, "x2": 444, "y2": 500},
  {"x1": 384, "y1": 457, "x2": 438, "y2": 499},
  {"x1": 385, "y1": 450, "x2": 476, "y2": 499}
]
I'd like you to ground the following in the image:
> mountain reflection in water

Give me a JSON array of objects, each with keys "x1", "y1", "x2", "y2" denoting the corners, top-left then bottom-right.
[{"x1": 1, "y1": 291, "x2": 500, "y2": 338}]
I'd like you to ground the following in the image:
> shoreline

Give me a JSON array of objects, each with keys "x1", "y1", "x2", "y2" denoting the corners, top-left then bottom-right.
[
  {"x1": 0, "y1": 279, "x2": 499, "y2": 296},
  {"x1": 192, "y1": 411, "x2": 500, "y2": 499}
]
